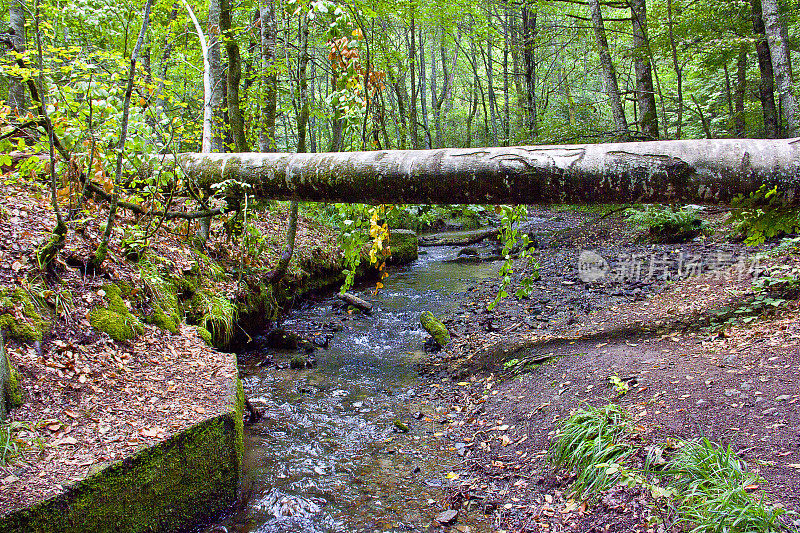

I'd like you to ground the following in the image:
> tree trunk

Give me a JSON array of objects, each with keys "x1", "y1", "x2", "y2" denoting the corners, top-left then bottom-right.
[
  {"x1": 751, "y1": 0, "x2": 780, "y2": 138},
  {"x1": 408, "y1": 15, "x2": 420, "y2": 150},
  {"x1": 631, "y1": 0, "x2": 658, "y2": 139},
  {"x1": 175, "y1": 139, "x2": 800, "y2": 206},
  {"x1": 521, "y1": 1, "x2": 537, "y2": 137},
  {"x1": 221, "y1": 0, "x2": 248, "y2": 152},
  {"x1": 735, "y1": 45, "x2": 748, "y2": 137},
  {"x1": 260, "y1": 0, "x2": 278, "y2": 151},
  {"x1": 418, "y1": 25, "x2": 431, "y2": 149},
  {"x1": 156, "y1": 3, "x2": 179, "y2": 119},
  {"x1": 666, "y1": 0, "x2": 682, "y2": 138},
  {"x1": 485, "y1": 4, "x2": 499, "y2": 145},
  {"x1": 588, "y1": 0, "x2": 628, "y2": 140},
  {"x1": 761, "y1": 0, "x2": 798, "y2": 136},
  {"x1": 8, "y1": 0, "x2": 26, "y2": 113},
  {"x1": 207, "y1": 0, "x2": 226, "y2": 152},
  {"x1": 296, "y1": 10, "x2": 310, "y2": 154}
]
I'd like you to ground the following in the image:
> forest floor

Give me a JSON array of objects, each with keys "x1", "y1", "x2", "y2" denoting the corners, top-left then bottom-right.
[
  {"x1": 420, "y1": 207, "x2": 800, "y2": 532},
  {"x1": 0, "y1": 173, "x2": 341, "y2": 516}
]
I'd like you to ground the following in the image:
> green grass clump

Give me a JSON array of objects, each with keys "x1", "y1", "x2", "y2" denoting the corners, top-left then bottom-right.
[
  {"x1": 549, "y1": 404, "x2": 635, "y2": 500},
  {"x1": 668, "y1": 438, "x2": 786, "y2": 533},
  {"x1": 195, "y1": 291, "x2": 237, "y2": 346}
]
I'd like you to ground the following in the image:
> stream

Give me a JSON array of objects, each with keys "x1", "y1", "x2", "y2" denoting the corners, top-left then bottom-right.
[{"x1": 201, "y1": 245, "x2": 501, "y2": 533}]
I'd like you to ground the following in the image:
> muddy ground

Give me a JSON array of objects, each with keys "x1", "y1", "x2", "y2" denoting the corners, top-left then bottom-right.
[{"x1": 418, "y1": 207, "x2": 800, "y2": 532}]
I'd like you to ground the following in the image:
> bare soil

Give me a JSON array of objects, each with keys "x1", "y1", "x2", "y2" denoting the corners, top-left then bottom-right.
[{"x1": 422, "y1": 207, "x2": 800, "y2": 532}]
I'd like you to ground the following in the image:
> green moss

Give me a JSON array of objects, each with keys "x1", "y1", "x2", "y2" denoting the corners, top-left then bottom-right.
[
  {"x1": 196, "y1": 326, "x2": 212, "y2": 344},
  {"x1": 0, "y1": 287, "x2": 50, "y2": 342},
  {"x1": 420, "y1": 311, "x2": 451, "y2": 347},
  {"x1": 6, "y1": 359, "x2": 22, "y2": 408},
  {"x1": 139, "y1": 256, "x2": 181, "y2": 334},
  {"x1": 88, "y1": 285, "x2": 143, "y2": 342},
  {"x1": 0, "y1": 373, "x2": 244, "y2": 533},
  {"x1": 388, "y1": 229, "x2": 418, "y2": 264}
]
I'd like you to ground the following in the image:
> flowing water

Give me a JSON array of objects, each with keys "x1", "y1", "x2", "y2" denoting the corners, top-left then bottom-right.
[{"x1": 200, "y1": 246, "x2": 500, "y2": 533}]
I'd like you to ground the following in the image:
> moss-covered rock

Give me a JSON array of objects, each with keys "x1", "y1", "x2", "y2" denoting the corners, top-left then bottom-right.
[
  {"x1": 139, "y1": 256, "x2": 181, "y2": 334},
  {"x1": 196, "y1": 326, "x2": 212, "y2": 345},
  {"x1": 88, "y1": 284, "x2": 144, "y2": 342},
  {"x1": 0, "y1": 374, "x2": 244, "y2": 533},
  {"x1": 388, "y1": 229, "x2": 419, "y2": 264},
  {"x1": 420, "y1": 311, "x2": 451, "y2": 347},
  {"x1": 0, "y1": 287, "x2": 50, "y2": 342}
]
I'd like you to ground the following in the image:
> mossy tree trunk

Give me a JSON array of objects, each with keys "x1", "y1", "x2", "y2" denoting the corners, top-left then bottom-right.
[{"x1": 171, "y1": 139, "x2": 800, "y2": 206}]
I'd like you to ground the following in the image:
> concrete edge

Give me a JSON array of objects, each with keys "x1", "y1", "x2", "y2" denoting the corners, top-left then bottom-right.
[{"x1": 0, "y1": 373, "x2": 244, "y2": 533}]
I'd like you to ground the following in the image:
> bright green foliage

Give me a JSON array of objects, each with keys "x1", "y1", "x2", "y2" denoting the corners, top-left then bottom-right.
[
  {"x1": 88, "y1": 284, "x2": 144, "y2": 342},
  {"x1": 488, "y1": 205, "x2": 539, "y2": 311},
  {"x1": 626, "y1": 204, "x2": 703, "y2": 243},
  {"x1": 668, "y1": 438, "x2": 786, "y2": 533},
  {"x1": 549, "y1": 404, "x2": 635, "y2": 501},
  {"x1": 730, "y1": 186, "x2": 800, "y2": 246},
  {"x1": 139, "y1": 256, "x2": 181, "y2": 334},
  {"x1": 193, "y1": 291, "x2": 237, "y2": 347}
]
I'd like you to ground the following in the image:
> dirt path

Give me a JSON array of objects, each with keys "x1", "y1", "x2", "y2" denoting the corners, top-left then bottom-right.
[{"x1": 421, "y1": 207, "x2": 800, "y2": 532}]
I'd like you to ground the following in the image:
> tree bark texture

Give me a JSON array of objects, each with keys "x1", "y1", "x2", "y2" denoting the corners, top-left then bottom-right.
[
  {"x1": 259, "y1": 0, "x2": 278, "y2": 152},
  {"x1": 221, "y1": 0, "x2": 249, "y2": 151},
  {"x1": 172, "y1": 139, "x2": 800, "y2": 206},
  {"x1": 735, "y1": 45, "x2": 748, "y2": 137},
  {"x1": 630, "y1": 0, "x2": 658, "y2": 140},
  {"x1": 207, "y1": 0, "x2": 226, "y2": 152},
  {"x1": 751, "y1": 0, "x2": 780, "y2": 138},
  {"x1": 588, "y1": 0, "x2": 628, "y2": 140},
  {"x1": 8, "y1": 0, "x2": 26, "y2": 113},
  {"x1": 521, "y1": 2, "x2": 537, "y2": 136},
  {"x1": 761, "y1": 0, "x2": 798, "y2": 136}
]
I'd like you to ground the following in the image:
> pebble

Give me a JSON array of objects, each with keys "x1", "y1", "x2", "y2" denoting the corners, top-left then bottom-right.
[
  {"x1": 762, "y1": 407, "x2": 778, "y2": 415},
  {"x1": 435, "y1": 509, "x2": 458, "y2": 525},
  {"x1": 776, "y1": 395, "x2": 792, "y2": 402}
]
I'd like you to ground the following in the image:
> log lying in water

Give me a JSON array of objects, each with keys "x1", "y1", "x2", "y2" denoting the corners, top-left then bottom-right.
[
  {"x1": 171, "y1": 138, "x2": 800, "y2": 206},
  {"x1": 337, "y1": 292, "x2": 373, "y2": 314}
]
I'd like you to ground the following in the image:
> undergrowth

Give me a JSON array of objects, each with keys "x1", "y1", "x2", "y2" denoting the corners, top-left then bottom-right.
[{"x1": 550, "y1": 405, "x2": 791, "y2": 532}]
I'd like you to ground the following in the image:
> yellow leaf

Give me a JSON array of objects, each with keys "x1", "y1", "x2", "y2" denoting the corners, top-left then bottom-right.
[{"x1": 445, "y1": 472, "x2": 460, "y2": 480}]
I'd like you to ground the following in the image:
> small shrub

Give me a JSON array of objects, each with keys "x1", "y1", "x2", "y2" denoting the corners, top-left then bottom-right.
[{"x1": 626, "y1": 204, "x2": 703, "y2": 243}]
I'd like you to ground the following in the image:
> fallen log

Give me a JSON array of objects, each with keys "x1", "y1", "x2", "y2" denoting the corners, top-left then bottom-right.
[
  {"x1": 169, "y1": 138, "x2": 800, "y2": 206},
  {"x1": 337, "y1": 292, "x2": 373, "y2": 314}
]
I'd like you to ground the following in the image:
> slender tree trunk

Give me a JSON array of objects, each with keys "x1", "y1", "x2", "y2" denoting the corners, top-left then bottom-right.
[
  {"x1": 8, "y1": 0, "x2": 26, "y2": 113},
  {"x1": 485, "y1": 4, "x2": 499, "y2": 145},
  {"x1": 521, "y1": 1, "x2": 537, "y2": 137},
  {"x1": 502, "y1": 14, "x2": 510, "y2": 145},
  {"x1": 296, "y1": 11, "x2": 310, "y2": 154},
  {"x1": 92, "y1": 0, "x2": 153, "y2": 269},
  {"x1": 666, "y1": 0, "x2": 683, "y2": 138},
  {"x1": 221, "y1": 0, "x2": 248, "y2": 151},
  {"x1": 588, "y1": 0, "x2": 628, "y2": 139},
  {"x1": 466, "y1": 78, "x2": 478, "y2": 147},
  {"x1": 631, "y1": 0, "x2": 658, "y2": 139},
  {"x1": 723, "y1": 61, "x2": 735, "y2": 134},
  {"x1": 260, "y1": 0, "x2": 278, "y2": 151},
  {"x1": 418, "y1": 25, "x2": 431, "y2": 149},
  {"x1": 393, "y1": 79, "x2": 409, "y2": 150},
  {"x1": 751, "y1": 0, "x2": 780, "y2": 138},
  {"x1": 735, "y1": 45, "x2": 748, "y2": 137},
  {"x1": 408, "y1": 14, "x2": 420, "y2": 149},
  {"x1": 207, "y1": 0, "x2": 226, "y2": 152},
  {"x1": 761, "y1": 0, "x2": 798, "y2": 136}
]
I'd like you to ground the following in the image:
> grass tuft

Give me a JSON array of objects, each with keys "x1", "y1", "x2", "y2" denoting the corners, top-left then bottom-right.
[
  {"x1": 667, "y1": 438, "x2": 786, "y2": 533},
  {"x1": 549, "y1": 404, "x2": 635, "y2": 501}
]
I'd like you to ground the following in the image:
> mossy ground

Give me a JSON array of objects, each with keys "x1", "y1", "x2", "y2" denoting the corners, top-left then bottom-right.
[{"x1": 0, "y1": 286, "x2": 50, "y2": 342}]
